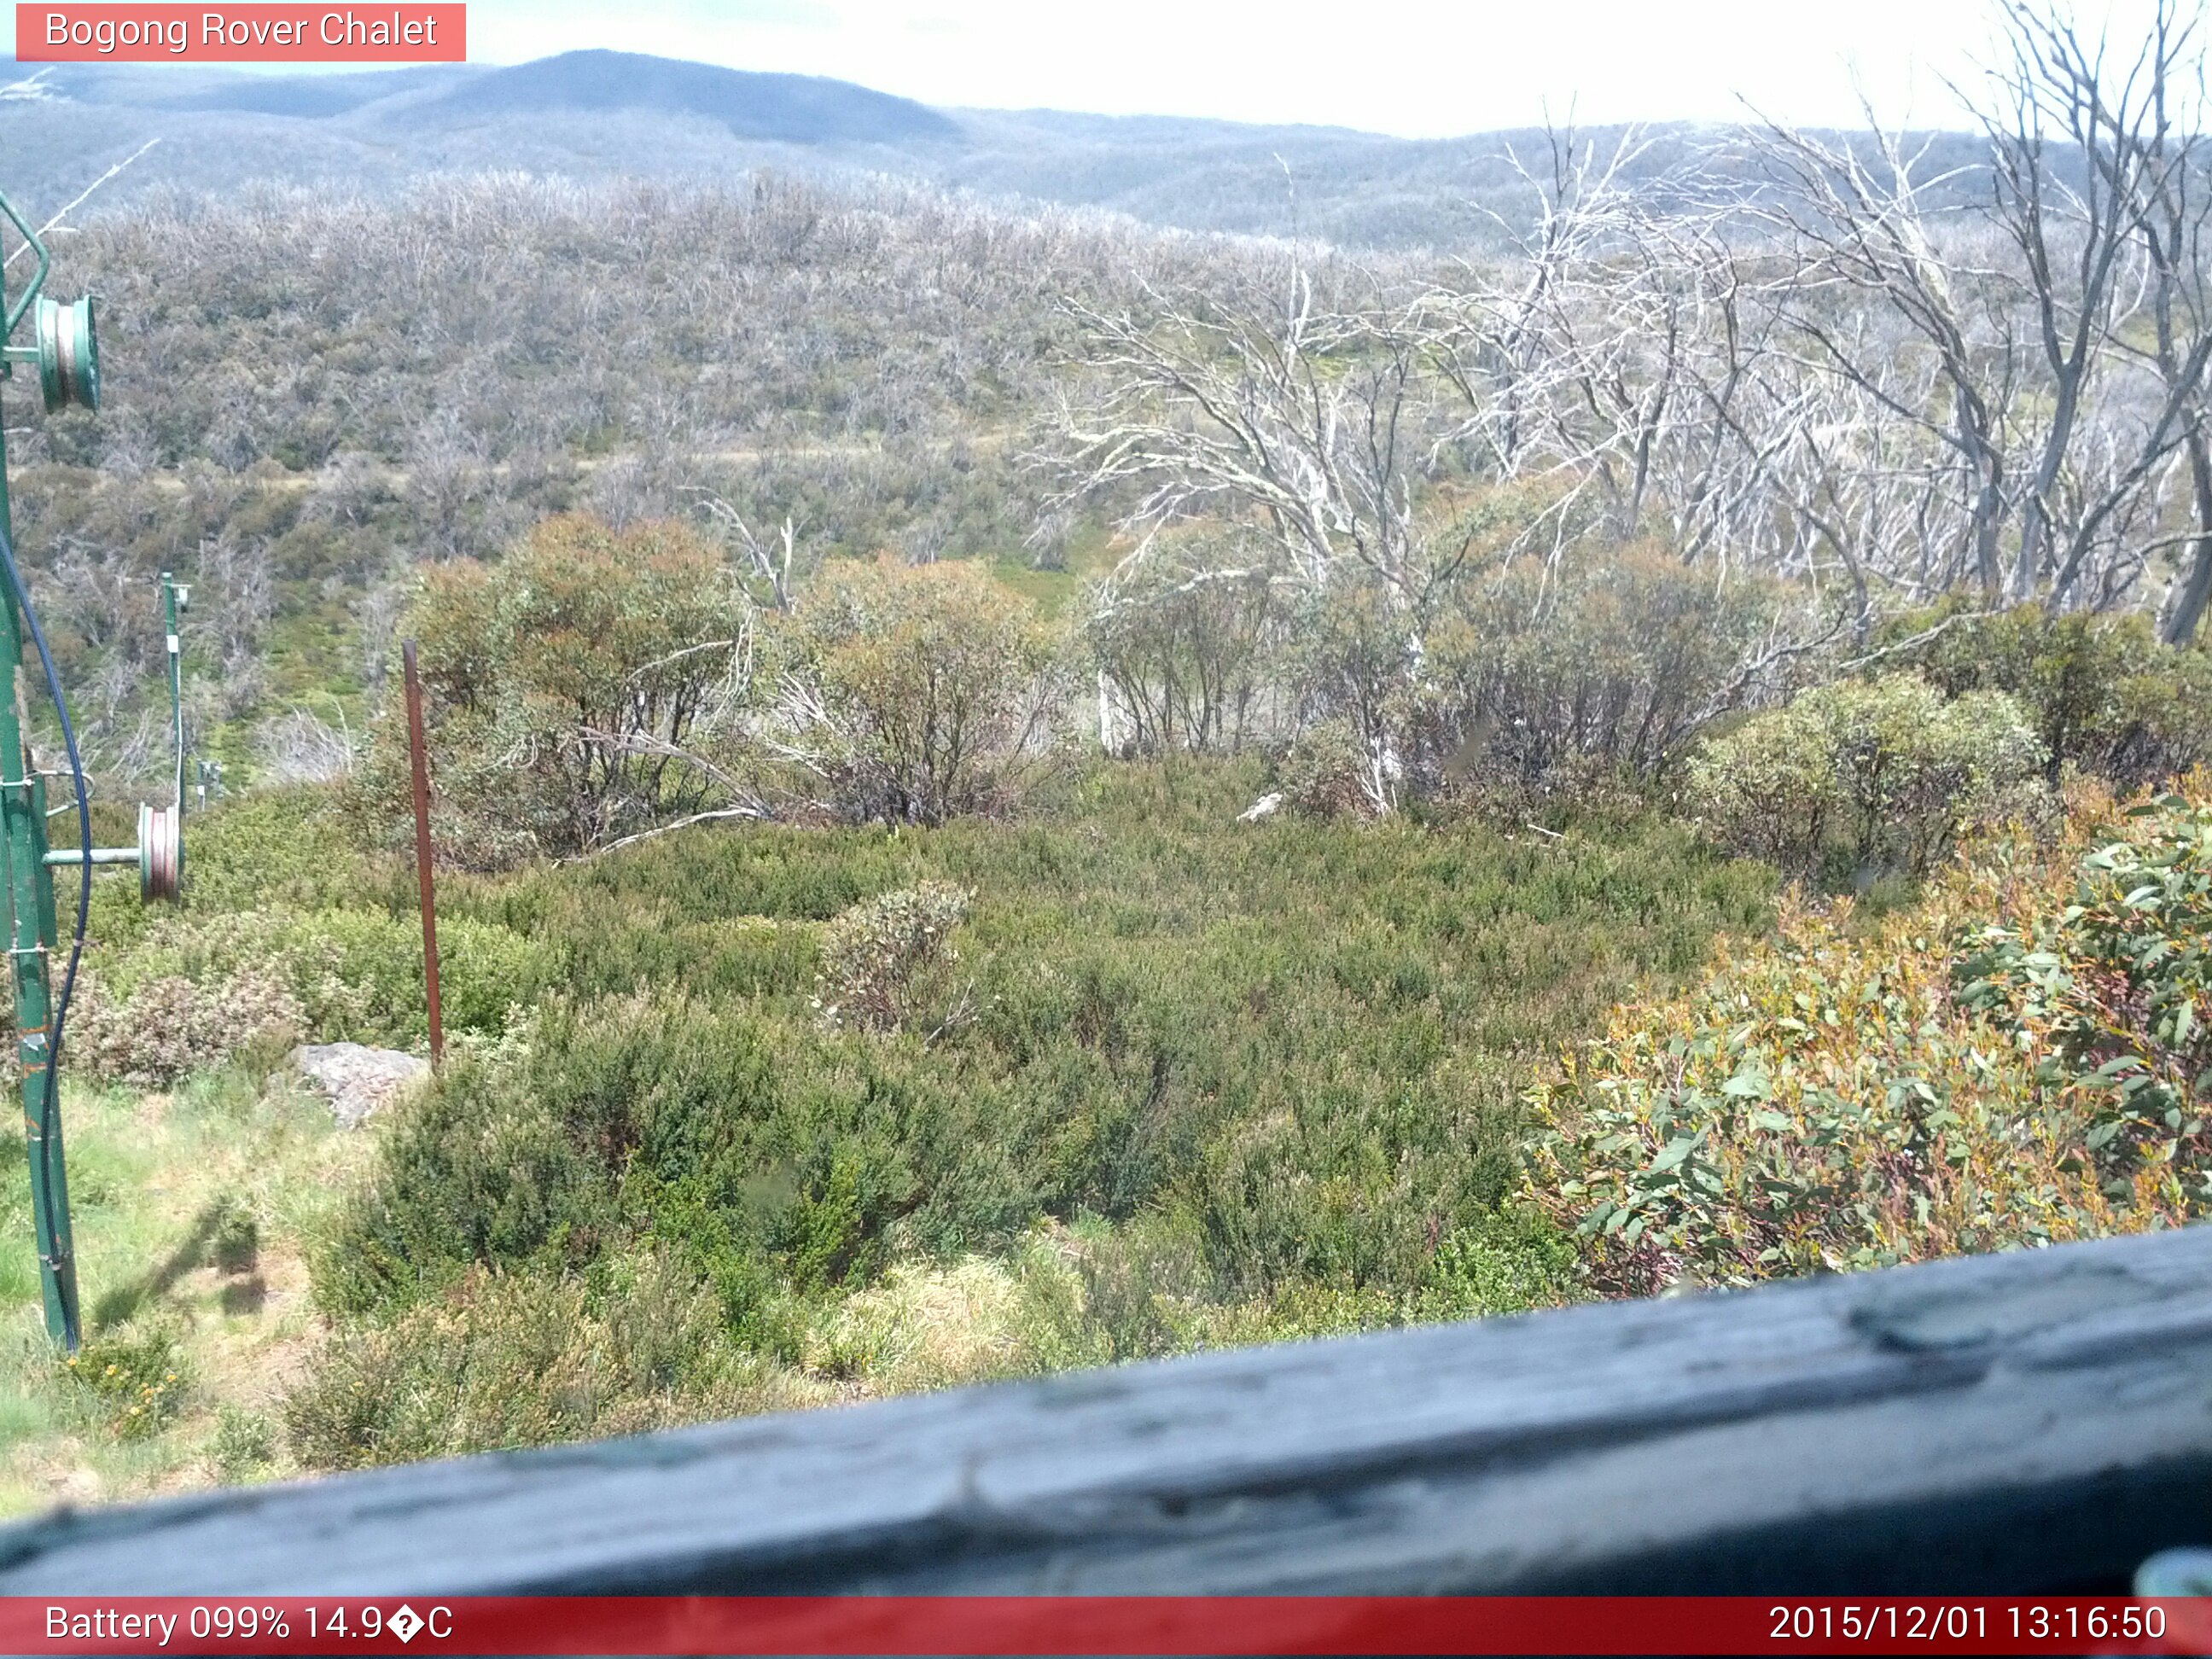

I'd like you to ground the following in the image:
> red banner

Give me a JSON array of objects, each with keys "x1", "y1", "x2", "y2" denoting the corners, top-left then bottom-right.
[
  {"x1": 15, "y1": 5, "x2": 464, "y2": 62},
  {"x1": 3, "y1": 1597, "x2": 2211, "y2": 1656}
]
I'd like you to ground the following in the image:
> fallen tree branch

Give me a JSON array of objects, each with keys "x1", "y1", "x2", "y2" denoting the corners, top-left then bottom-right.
[{"x1": 574, "y1": 806, "x2": 771, "y2": 860}]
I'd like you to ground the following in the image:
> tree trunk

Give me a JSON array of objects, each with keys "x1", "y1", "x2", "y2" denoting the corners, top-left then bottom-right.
[{"x1": 2162, "y1": 429, "x2": 2212, "y2": 645}]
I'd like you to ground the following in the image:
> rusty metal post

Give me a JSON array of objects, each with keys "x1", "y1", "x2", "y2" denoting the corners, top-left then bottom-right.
[{"x1": 401, "y1": 639, "x2": 444, "y2": 1068}]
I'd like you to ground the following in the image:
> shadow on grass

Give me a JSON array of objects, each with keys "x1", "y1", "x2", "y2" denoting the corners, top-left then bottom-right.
[{"x1": 91, "y1": 1196, "x2": 259, "y2": 1329}]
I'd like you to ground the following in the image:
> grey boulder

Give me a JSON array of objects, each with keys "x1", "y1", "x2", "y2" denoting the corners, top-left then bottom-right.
[{"x1": 290, "y1": 1043, "x2": 430, "y2": 1129}]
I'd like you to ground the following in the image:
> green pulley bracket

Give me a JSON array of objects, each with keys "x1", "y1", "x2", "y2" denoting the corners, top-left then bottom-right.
[
  {"x1": 34, "y1": 294, "x2": 96, "y2": 414},
  {"x1": 42, "y1": 801, "x2": 182, "y2": 905}
]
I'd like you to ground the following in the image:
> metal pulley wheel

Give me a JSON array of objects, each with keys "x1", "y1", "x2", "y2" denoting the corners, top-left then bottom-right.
[
  {"x1": 35, "y1": 294, "x2": 97, "y2": 414},
  {"x1": 138, "y1": 801, "x2": 181, "y2": 903}
]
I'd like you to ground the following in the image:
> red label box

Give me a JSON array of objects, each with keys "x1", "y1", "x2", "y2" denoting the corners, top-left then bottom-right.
[
  {"x1": 5, "y1": 1597, "x2": 2212, "y2": 1656},
  {"x1": 15, "y1": 4, "x2": 465, "y2": 61}
]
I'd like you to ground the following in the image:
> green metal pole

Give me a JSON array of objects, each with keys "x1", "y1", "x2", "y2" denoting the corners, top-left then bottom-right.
[{"x1": 0, "y1": 358, "x2": 77, "y2": 1349}]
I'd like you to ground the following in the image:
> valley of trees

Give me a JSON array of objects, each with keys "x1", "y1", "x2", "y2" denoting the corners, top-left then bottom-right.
[{"x1": 8, "y1": 0, "x2": 2212, "y2": 1498}]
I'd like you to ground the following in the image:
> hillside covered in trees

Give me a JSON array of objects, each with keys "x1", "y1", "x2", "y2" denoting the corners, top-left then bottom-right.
[{"x1": 7, "y1": 2, "x2": 2212, "y2": 1506}]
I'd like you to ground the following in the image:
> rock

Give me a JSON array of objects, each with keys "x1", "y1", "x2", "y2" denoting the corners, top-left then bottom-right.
[
  {"x1": 290, "y1": 1043, "x2": 430, "y2": 1129},
  {"x1": 1237, "y1": 792, "x2": 1284, "y2": 824}
]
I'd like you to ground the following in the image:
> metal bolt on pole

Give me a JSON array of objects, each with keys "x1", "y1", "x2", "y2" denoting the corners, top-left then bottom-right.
[{"x1": 402, "y1": 640, "x2": 444, "y2": 1067}]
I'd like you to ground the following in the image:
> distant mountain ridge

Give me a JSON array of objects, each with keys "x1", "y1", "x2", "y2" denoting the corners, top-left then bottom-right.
[
  {"x1": 0, "y1": 49, "x2": 1991, "y2": 252},
  {"x1": 422, "y1": 50, "x2": 958, "y2": 144}
]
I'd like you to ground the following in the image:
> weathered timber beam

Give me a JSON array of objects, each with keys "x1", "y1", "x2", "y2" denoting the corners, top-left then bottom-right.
[{"x1": 4, "y1": 1225, "x2": 2211, "y2": 1594}]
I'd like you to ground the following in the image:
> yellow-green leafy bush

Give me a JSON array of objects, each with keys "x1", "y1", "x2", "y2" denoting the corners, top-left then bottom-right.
[
  {"x1": 1686, "y1": 674, "x2": 2045, "y2": 876},
  {"x1": 1534, "y1": 782, "x2": 2209, "y2": 1296},
  {"x1": 777, "y1": 556, "x2": 1058, "y2": 826},
  {"x1": 1959, "y1": 794, "x2": 2212, "y2": 1190},
  {"x1": 369, "y1": 514, "x2": 750, "y2": 866}
]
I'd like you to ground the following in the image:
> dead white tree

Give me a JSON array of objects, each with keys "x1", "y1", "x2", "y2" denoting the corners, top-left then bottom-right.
[
  {"x1": 1754, "y1": 116, "x2": 2027, "y2": 602},
  {"x1": 689, "y1": 490, "x2": 805, "y2": 610},
  {"x1": 1751, "y1": 0, "x2": 2212, "y2": 624},
  {"x1": 1053, "y1": 265, "x2": 1444, "y2": 609}
]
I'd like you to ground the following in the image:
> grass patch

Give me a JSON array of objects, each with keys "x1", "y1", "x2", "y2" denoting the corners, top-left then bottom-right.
[{"x1": 0, "y1": 1068, "x2": 373, "y2": 1516}]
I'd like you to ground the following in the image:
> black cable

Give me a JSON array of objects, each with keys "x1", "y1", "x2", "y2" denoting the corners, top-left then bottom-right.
[{"x1": 0, "y1": 519, "x2": 85, "y2": 1352}]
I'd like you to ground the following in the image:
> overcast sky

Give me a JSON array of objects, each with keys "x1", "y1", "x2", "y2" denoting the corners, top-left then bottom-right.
[
  {"x1": 453, "y1": 0, "x2": 2024, "y2": 137},
  {"x1": 5, "y1": 2, "x2": 2164, "y2": 137}
]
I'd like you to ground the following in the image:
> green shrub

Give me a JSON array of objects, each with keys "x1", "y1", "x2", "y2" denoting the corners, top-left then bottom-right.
[
  {"x1": 1422, "y1": 539, "x2": 1792, "y2": 789},
  {"x1": 1958, "y1": 793, "x2": 2212, "y2": 1195},
  {"x1": 66, "y1": 1325, "x2": 189, "y2": 1441},
  {"x1": 1687, "y1": 675, "x2": 2046, "y2": 877},
  {"x1": 777, "y1": 556, "x2": 1061, "y2": 826},
  {"x1": 1276, "y1": 719, "x2": 1377, "y2": 818},
  {"x1": 1534, "y1": 782, "x2": 2208, "y2": 1296},
  {"x1": 300, "y1": 758, "x2": 1776, "y2": 1441},
  {"x1": 316, "y1": 993, "x2": 1039, "y2": 1317},
  {"x1": 814, "y1": 881, "x2": 972, "y2": 1033},
  {"x1": 1412, "y1": 1203, "x2": 1582, "y2": 1321},
  {"x1": 1062, "y1": 1213, "x2": 1213, "y2": 1361},
  {"x1": 68, "y1": 968, "x2": 304, "y2": 1088},
  {"x1": 175, "y1": 787, "x2": 370, "y2": 914},
  {"x1": 212, "y1": 1198, "x2": 259, "y2": 1276},
  {"x1": 1085, "y1": 527, "x2": 1284, "y2": 755},
  {"x1": 209, "y1": 1406, "x2": 276, "y2": 1481},
  {"x1": 285, "y1": 1254, "x2": 822, "y2": 1470},
  {"x1": 1894, "y1": 605, "x2": 2212, "y2": 787},
  {"x1": 75, "y1": 899, "x2": 550, "y2": 1068},
  {"x1": 1900, "y1": 607, "x2": 2212, "y2": 780},
  {"x1": 303, "y1": 909, "x2": 552, "y2": 1042},
  {"x1": 362, "y1": 514, "x2": 751, "y2": 866}
]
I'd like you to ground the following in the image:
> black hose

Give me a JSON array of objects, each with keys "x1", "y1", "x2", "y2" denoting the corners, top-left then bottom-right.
[{"x1": 0, "y1": 519, "x2": 85, "y2": 1352}]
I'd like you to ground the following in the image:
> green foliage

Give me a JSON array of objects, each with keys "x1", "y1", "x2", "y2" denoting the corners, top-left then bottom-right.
[
  {"x1": 300, "y1": 758, "x2": 1772, "y2": 1465},
  {"x1": 1278, "y1": 574, "x2": 1420, "y2": 811},
  {"x1": 779, "y1": 556, "x2": 1059, "y2": 825},
  {"x1": 68, "y1": 969, "x2": 303, "y2": 1089},
  {"x1": 1895, "y1": 605, "x2": 2212, "y2": 787},
  {"x1": 174, "y1": 786, "x2": 370, "y2": 914},
  {"x1": 1276, "y1": 718, "x2": 1377, "y2": 818},
  {"x1": 1413, "y1": 1203, "x2": 1582, "y2": 1321},
  {"x1": 370, "y1": 514, "x2": 749, "y2": 865},
  {"x1": 1958, "y1": 795, "x2": 2212, "y2": 1193},
  {"x1": 65, "y1": 1326, "x2": 188, "y2": 1442},
  {"x1": 208, "y1": 1406, "x2": 276, "y2": 1481},
  {"x1": 1086, "y1": 529, "x2": 1284, "y2": 755},
  {"x1": 285, "y1": 1254, "x2": 822, "y2": 1472},
  {"x1": 1422, "y1": 540, "x2": 1791, "y2": 789},
  {"x1": 815, "y1": 881, "x2": 973, "y2": 1033},
  {"x1": 1535, "y1": 784, "x2": 2209, "y2": 1296},
  {"x1": 1687, "y1": 674, "x2": 2046, "y2": 877},
  {"x1": 75, "y1": 896, "x2": 550, "y2": 1074}
]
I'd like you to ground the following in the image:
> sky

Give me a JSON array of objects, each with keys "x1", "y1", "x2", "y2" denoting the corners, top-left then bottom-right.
[
  {"x1": 3, "y1": 1, "x2": 2164, "y2": 137},
  {"x1": 452, "y1": 0, "x2": 2017, "y2": 137}
]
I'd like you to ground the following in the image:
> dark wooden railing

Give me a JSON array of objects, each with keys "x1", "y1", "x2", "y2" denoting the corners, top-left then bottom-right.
[{"x1": 3, "y1": 1224, "x2": 2210, "y2": 1594}]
